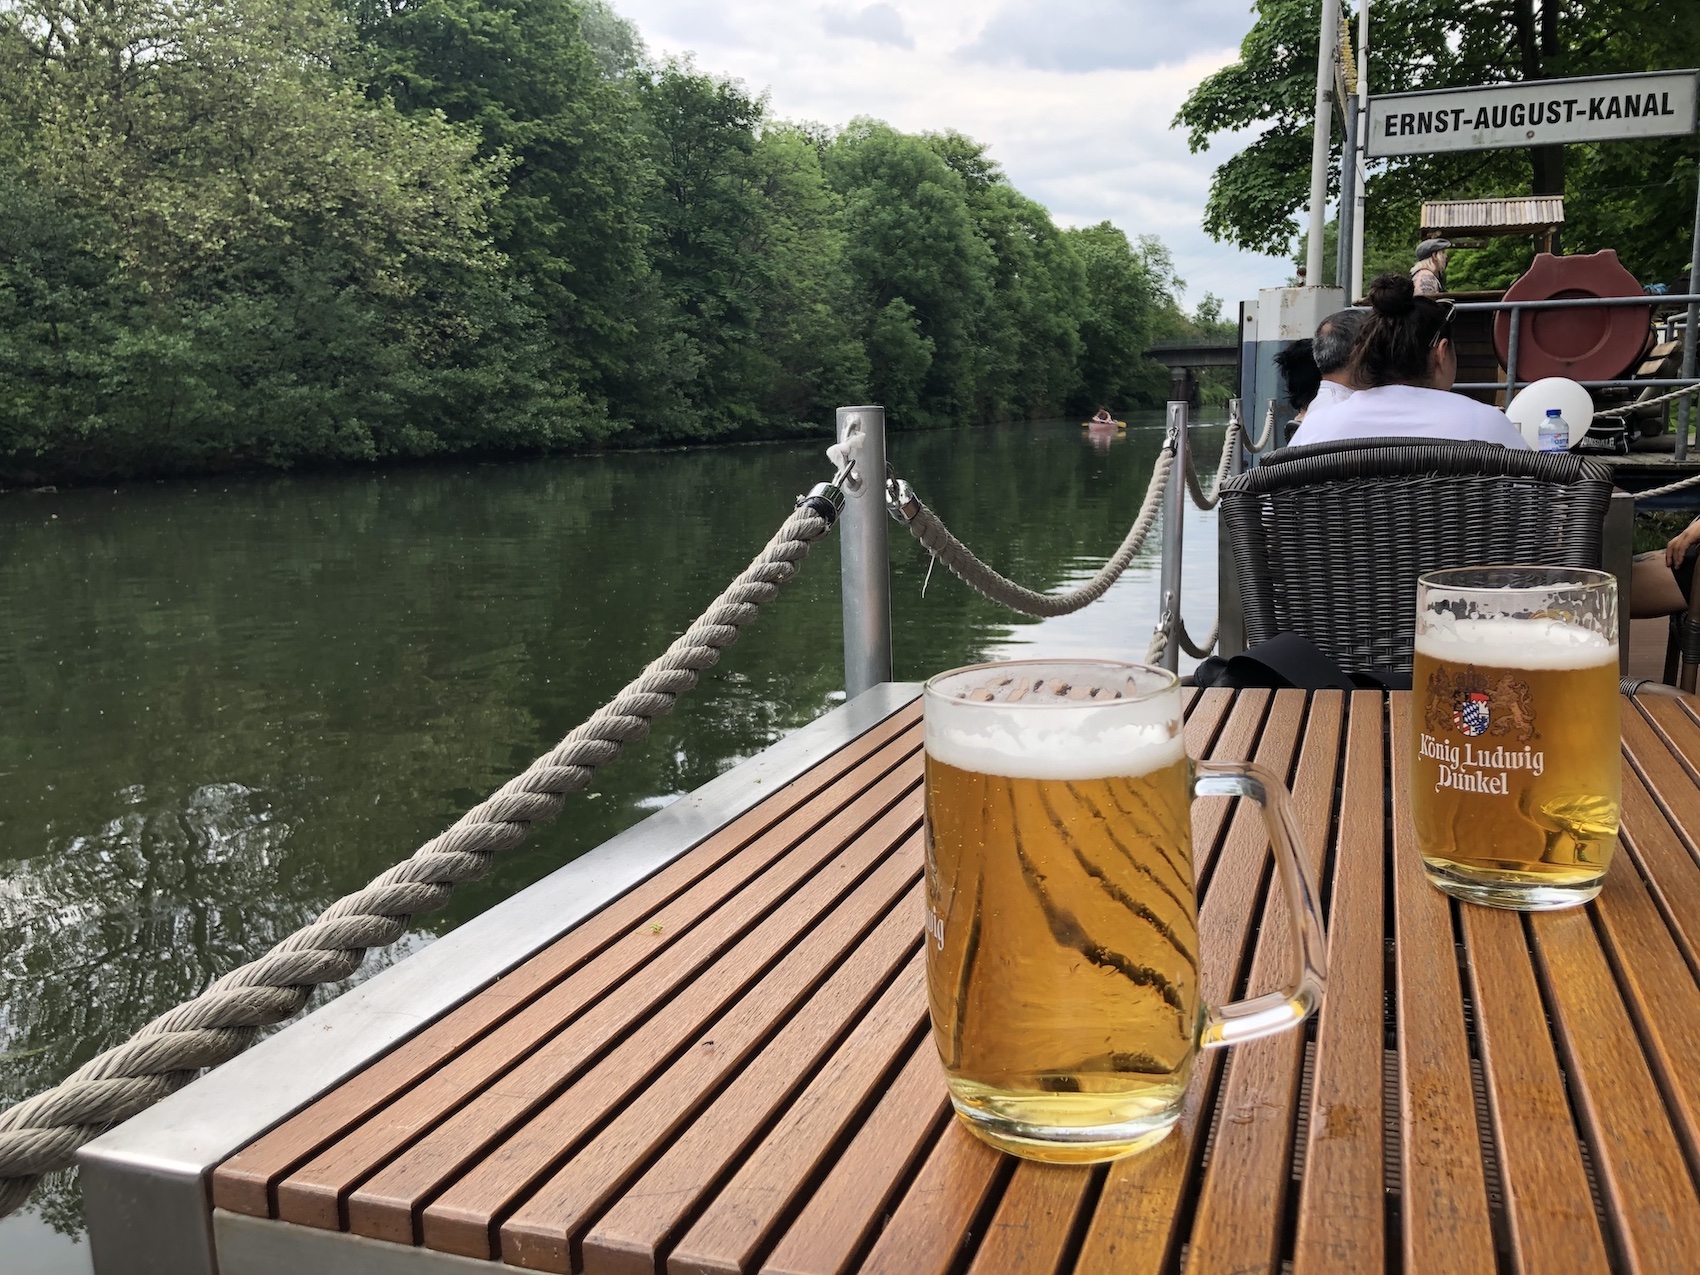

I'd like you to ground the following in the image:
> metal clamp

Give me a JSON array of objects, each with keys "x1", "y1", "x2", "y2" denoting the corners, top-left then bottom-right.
[
  {"x1": 885, "y1": 471, "x2": 920, "y2": 524},
  {"x1": 796, "y1": 481, "x2": 846, "y2": 525}
]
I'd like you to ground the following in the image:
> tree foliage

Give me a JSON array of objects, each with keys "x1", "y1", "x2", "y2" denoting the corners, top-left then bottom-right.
[
  {"x1": 1177, "y1": 0, "x2": 1700, "y2": 290},
  {"x1": 0, "y1": 0, "x2": 1208, "y2": 481}
]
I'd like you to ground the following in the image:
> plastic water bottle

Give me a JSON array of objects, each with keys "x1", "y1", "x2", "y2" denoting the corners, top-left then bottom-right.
[{"x1": 1539, "y1": 408, "x2": 1570, "y2": 453}]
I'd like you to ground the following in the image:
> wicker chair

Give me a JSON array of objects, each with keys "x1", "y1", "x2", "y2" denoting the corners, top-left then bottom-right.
[{"x1": 1218, "y1": 439, "x2": 1614, "y2": 677}]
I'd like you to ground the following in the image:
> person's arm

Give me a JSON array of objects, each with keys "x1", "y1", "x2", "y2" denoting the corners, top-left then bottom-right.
[{"x1": 1666, "y1": 516, "x2": 1700, "y2": 568}]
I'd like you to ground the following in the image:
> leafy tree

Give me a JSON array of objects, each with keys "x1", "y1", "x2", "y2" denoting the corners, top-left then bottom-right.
[
  {"x1": 1178, "y1": 0, "x2": 1700, "y2": 288},
  {"x1": 826, "y1": 121, "x2": 997, "y2": 428},
  {"x1": 926, "y1": 131, "x2": 1085, "y2": 421}
]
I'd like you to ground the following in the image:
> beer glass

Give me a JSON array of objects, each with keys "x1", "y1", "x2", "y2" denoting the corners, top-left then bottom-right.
[
  {"x1": 1412, "y1": 566, "x2": 1620, "y2": 910},
  {"x1": 922, "y1": 659, "x2": 1327, "y2": 1163}
]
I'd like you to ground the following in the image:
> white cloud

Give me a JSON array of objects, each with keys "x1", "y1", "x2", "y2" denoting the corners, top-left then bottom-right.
[
  {"x1": 611, "y1": 0, "x2": 1295, "y2": 309},
  {"x1": 820, "y1": 3, "x2": 914, "y2": 49}
]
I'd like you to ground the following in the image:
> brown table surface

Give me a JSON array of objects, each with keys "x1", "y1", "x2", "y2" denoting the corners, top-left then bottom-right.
[{"x1": 211, "y1": 688, "x2": 1700, "y2": 1274}]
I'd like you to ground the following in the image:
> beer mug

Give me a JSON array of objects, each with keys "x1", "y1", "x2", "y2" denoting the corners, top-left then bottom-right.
[
  {"x1": 1411, "y1": 566, "x2": 1621, "y2": 910},
  {"x1": 922, "y1": 659, "x2": 1326, "y2": 1163}
]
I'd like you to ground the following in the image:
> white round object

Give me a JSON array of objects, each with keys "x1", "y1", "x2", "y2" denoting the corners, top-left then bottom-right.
[{"x1": 1504, "y1": 377, "x2": 1595, "y2": 450}]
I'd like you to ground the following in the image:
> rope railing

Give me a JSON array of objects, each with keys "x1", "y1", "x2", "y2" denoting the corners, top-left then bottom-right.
[
  {"x1": 887, "y1": 446, "x2": 1177, "y2": 617},
  {"x1": 0, "y1": 486, "x2": 847, "y2": 1218},
  {"x1": 886, "y1": 415, "x2": 1242, "y2": 662}
]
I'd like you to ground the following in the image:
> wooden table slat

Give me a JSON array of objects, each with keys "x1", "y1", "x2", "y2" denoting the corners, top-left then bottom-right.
[
  {"x1": 581, "y1": 950, "x2": 930, "y2": 1275},
  {"x1": 492, "y1": 876, "x2": 926, "y2": 1272},
  {"x1": 1184, "y1": 691, "x2": 1344, "y2": 1275},
  {"x1": 1459, "y1": 905, "x2": 1612, "y2": 1272},
  {"x1": 755, "y1": 1033, "x2": 948, "y2": 1275},
  {"x1": 1529, "y1": 903, "x2": 1700, "y2": 1271},
  {"x1": 857, "y1": 1121, "x2": 1005, "y2": 1275},
  {"x1": 1387, "y1": 694, "x2": 1497, "y2": 1275},
  {"x1": 1293, "y1": 691, "x2": 1387, "y2": 1275},
  {"x1": 962, "y1": 1162, "x2": 1093, "y2": 1275}
]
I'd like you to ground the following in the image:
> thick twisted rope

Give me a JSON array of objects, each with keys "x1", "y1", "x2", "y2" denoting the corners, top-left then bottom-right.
[
  {"x1": 1613, "y1": 469, "x2": 1700, "y2": 501},
  {"x1": 0, "y1": 502, "x2": 836, "y2": 1218},
  {"x1": 1185, "y1": 415, "x2": 1241, "y2": 511},
  {"x1": 896, "y1": 447, "x2": 1174, "y2": 616},
  {"x1": 1593, "y1": 382, "x2": 1700, "y2": 419},
  {"x1": 1247, "y1": 401, "x2": 1277, "y2": 454},
  {"x1": 1145, "y1": 614, "x2": 1218, "y2": 664}
]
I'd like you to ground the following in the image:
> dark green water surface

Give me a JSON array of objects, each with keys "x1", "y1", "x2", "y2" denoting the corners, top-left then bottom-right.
[{"x1": 0, "y1": 413, "x2": 1223, "y2": 1265}]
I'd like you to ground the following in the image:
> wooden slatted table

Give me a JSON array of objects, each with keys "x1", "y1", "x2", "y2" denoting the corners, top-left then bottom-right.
[{"x1": 206, "y1": 688, "x2": 1700, "y2": 1274}]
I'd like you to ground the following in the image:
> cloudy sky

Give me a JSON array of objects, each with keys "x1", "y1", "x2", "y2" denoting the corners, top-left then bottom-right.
[{"x1": 610, "y1": 0, "x2": 1293, "y2": 310}]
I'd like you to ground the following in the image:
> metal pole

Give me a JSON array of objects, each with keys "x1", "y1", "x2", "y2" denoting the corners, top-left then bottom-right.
[
  {"x1": 836, "y1": 405, "x2": 892, "y2": 698},
  {"x1": 1157, "y1": 401, "x2": 1188, "y2": 673},
  {"x1": 1304, "y1": 0, "x2": 1342, "y2": 288},
  {"x1": 1678, "y1": 160, "x2": 1700, "y2": 462},
  {"x1": 1337, "y1": 93, "x2": 1358, "y2": 291},
  {"x1": 1504, "y1": 305, "x2": 1521, "y2": 406},
  {"x1": 1351, "y1": 0, "x2": 1369, "y2": 300}
]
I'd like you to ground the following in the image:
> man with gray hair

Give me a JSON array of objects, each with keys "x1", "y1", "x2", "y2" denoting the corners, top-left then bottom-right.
[{"x1": 1307, "y1": 308, "x2": 1365, "y2": 412}]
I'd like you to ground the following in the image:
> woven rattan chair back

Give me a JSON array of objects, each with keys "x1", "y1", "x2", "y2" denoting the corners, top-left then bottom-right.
[{"x1": 1219, "y1": 441, "x2": 1613, "y2": 676}]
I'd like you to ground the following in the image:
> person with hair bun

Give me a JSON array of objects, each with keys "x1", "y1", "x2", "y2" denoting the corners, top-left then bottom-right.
[{"x1": 1289, "y1": 272, "x2": 1529, "y2": 450}]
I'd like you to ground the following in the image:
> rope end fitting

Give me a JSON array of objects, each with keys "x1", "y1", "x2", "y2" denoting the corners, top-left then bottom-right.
[
  {"x1": 796, "y1": 482, "x2": 846, "y2": 526},
  {"x1": 886, "y1": 475, "x2": 920, "y2": 524}
]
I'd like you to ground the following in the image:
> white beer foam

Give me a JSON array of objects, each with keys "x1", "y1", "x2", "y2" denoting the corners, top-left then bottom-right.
[
  {"x1": 926, "y1": 695, "x2": 1185, "y2": 781},
  {"x1": 1415, "y1": 616, "x2": 1616, "y2": 671}
]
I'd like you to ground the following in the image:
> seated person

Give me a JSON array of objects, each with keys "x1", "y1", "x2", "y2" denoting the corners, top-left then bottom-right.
[
  {"x1": 1631, "y1": 514, "x2": 1700, "y2": 618},
  {"x1": 1273, "y1": 339, "x2": 1322, "y2": 423},
  {"x1": 1309, "y1": 308, "x2": 1364, "y2": 411},
  {"x1": 1289, "y1": 273, "x2": 1529, "y2": 450}
]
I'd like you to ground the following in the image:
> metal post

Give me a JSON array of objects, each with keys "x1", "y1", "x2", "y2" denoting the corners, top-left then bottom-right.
[
  {"x1": 1504, "y1": 305, "x2": 1521, "y2": 406},
  {"x1": 1350, "y1": 0, "x2": 1370, "y2": 301},
  {"x1": 1304, "y1": 0, "x2": 1342, "y2": 287},
  {"x1": 1677, "y1": 162, "x2": 1700, "y2": 462},
  {"x1": 836, "y1": 405, "x2": 892, "y2": 698},
  {"x1": 1337, "y1": 93, "x2": 1358, "y2": 291},
  {"x1": 1157, "y1": 401, "x2": 1188, "y2": 673}
]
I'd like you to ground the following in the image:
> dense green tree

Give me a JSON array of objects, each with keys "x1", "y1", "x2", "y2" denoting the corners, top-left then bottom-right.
[
  {"x1": 1177, "y1": 0, "x2": 1700, "y2": 288},
  {"x1": 926, "y1": 131, "x2": 1086, "y2": 421},
  {"x1": 826, "y1": 121, "x2": 997, "y2": 428},
  {"x1": 0, "y1": 0, "x2": 579, "y2": 477},
  {"x1": 0, "y1": 0, "x2": 1196, "y2": 480}
]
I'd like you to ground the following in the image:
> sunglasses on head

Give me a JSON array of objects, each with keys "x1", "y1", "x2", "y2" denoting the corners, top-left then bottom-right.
[{"x1": 1428, "y1": 298, "x2": 1455, "y2": 348}]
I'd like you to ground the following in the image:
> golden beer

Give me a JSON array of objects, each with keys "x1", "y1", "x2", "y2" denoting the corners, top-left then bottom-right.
[
  {"x1": 923, "y1": 660, "x2": 1326, "y2": 1163},
  {"x1": 1411, "y1": 569, "x2": 1621, "y2": 910},
  {"x1": 924, "y1": 752, "x2": 1201, "y2": 1162}
]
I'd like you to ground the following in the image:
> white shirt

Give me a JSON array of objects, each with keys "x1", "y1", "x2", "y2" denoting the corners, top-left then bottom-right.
[
  {"x1": 1289, "y1": 384, "x2": 1531, "y2": 450},
  {"x1": 1308, "y1": 378, "x2": 1355, "y2": 411}
]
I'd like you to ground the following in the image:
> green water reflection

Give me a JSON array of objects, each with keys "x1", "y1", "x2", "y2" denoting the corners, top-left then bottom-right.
[{"x1": 0, "y1": 412, "x2": 1222, "y2": 1258}]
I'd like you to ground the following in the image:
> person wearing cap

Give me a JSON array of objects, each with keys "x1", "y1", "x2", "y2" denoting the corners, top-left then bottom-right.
[{"x1": 1412, "y1": 238, "x2": 1451, "y2": 297}]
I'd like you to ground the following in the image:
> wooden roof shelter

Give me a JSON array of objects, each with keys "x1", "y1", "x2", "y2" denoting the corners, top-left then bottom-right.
[{"x1": 1421, "y1": 196, "x2": 1566, "y2": 252}]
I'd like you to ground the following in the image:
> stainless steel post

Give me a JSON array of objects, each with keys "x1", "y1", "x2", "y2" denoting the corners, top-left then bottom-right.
[
  {"x1": 836, "y1": 405, "x2": 892, "y2": 697},
  {"x1": 1157, "y1": 401, "x2": 1188, "y2": 673},
  {"x1": 1337, "y1": 93, "x2": 1358, "y2": 291},
  {"x1": 1504, "y1": 305, "x2": 1521, "y2": 406},
  {"x1": 1303, "y1": 0, "x2": 1341, "y2": 287},
  {"x1": 1678, "y1": 165, "x2": 1700, "y2": 462}
]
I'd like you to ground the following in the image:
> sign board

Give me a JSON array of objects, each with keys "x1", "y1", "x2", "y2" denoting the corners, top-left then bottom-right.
[{"x1": 1367, "y1": 69, "x2": 1698, "y2": 158}]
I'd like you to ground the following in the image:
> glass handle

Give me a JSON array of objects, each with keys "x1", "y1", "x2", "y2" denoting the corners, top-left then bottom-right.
[{"x1": 1191, "y1": 760, "x2": 1328, "y2": 1050}]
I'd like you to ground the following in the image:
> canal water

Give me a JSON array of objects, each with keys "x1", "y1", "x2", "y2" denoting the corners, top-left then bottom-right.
[{"x1": 0, "y1": 412, "x2": 1226, "y2": 1266}]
